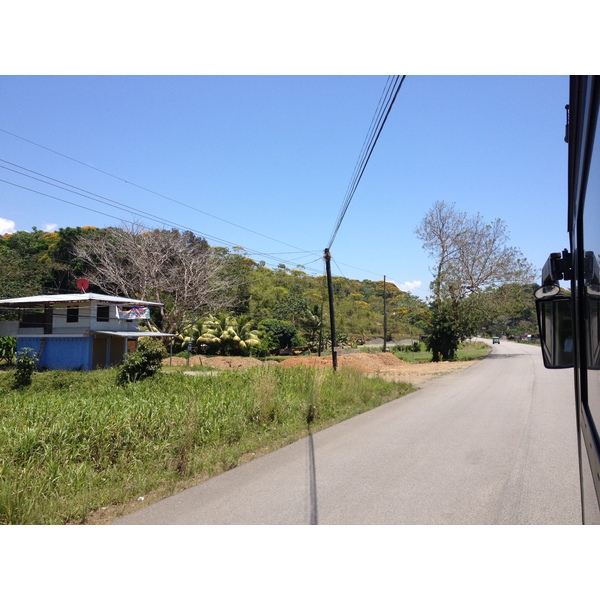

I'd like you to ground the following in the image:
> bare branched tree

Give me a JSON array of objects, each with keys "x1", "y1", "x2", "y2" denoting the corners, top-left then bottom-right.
[
  {"x1": 73, "y1": 221, "x2": 237, "y2": 333},
  {"x1": 415, "y1": 200, "x2": 537, "y2": 300},
  {"x1": 414, "y1": 200, "x2": 469, "y2": 298},
  {"x1": 415, "y1": 201, "x2": 538, "y2": 360}
]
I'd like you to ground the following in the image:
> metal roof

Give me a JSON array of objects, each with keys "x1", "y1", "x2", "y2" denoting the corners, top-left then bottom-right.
[
  {"x1": 95, "y1": 331, "x2": 175, "y2": 338},
  {"x1": 0, "y1": 293, "x2": 162, "y2": 308}
]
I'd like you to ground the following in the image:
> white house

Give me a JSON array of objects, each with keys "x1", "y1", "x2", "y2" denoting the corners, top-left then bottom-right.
[{"x1": 0, "y1": 292, "x2": 173, "y2": 370}]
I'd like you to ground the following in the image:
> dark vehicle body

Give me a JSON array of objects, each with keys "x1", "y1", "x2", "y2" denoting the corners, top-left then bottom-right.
[{"x1": 536, "y1": 75, "x2": 600, "y2": 523}]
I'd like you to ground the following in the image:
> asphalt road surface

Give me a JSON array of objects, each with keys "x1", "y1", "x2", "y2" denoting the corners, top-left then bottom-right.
[{"x1": 116, "y1": 340, "x2": 582, "y2": 525}]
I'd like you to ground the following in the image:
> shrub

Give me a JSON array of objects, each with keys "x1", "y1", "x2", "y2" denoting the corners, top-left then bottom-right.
[
  {"x1": 393, "y1": 341, "x2": 422, "y2": 353},
  {"x1": 253, "y1": 330, "x2": 275, "y2": 357},
  {"x1": 14, "y1": 347, "x2": 39, "y2": 388},
  {"x1": 116, "y1": 337, "x2": 167, "y2": 385},
  {"x1": 258, "y1": 318, "x2": 296, "y2": 353},
  {"x1": 0, "y1": 336, "x2": 16, "y2": 365}
]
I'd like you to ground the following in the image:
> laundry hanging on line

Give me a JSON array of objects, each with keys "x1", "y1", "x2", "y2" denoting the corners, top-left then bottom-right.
[{"x1": 116, "y1": 306, "x2": 151, "y2": 320}]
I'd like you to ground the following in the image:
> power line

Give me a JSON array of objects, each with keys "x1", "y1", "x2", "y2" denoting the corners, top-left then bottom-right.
[
  {"x1": 0, "y1": 158, "x2": 323, "y2": 271},
  {"x1": 322, "y1": 76, "x2": 405, "y2": 370},
  {"x1": 0, "y1": 176, "x2": 326, "y2": 276},
  {"x1": 331, "y1": 255, "x2": 346, "y2": 279},
  {"x1": 0, "y1": 128, "x2": 315, "y2": 253},
  {"x1": 332, "y1": 259, "x2": 383, "y2": 278},
  {"x1": 327, "y1": 76, "x2": 406, "y2": 249},
  {"x1": 0, "y1": 169, "x2": 380, "y2": 281},
  {"x1": 0, "y1": 123, "x2": 394, "y2": 282}
]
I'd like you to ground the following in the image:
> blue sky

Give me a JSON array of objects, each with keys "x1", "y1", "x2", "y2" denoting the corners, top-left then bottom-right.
[
  {"x1": 2, "y1": 0, "x2": 596, "y2": 588},
  {"x1": 0, "y1": 75, "x2": 569, "y2": 298}
]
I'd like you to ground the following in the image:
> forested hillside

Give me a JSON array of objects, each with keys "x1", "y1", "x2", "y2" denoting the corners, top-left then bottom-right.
[{"x1": 0, "y1": 225, "x2": 538, "y2": 356}]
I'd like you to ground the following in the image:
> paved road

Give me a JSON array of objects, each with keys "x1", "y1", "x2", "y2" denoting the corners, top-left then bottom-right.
[{"x1": 116, "y1": 340, "x2": 582, "y2": 524}]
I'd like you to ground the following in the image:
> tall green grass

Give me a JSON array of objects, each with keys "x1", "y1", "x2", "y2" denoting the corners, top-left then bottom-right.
[{"x1": 0, "y1": 366, "x2": 413, "y2": 524}]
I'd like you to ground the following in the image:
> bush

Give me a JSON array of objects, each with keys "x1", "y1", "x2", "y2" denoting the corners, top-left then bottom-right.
[
  {"x1": 393, "y1": 341, "x2": 422, "y2": 353},
  {"x1": 258, "y1": 318, "x2": 297, "y2": 353},
  {"x1": 425, "y1": 300, "x2": 461, "y2": 362},
  {"x1": 0, "y1": 336, "x2": 16, "y2": 365},
  {"x1": 13, "y1": 347, "x2": 39, "y2": 388},
  {"x1": 253, "y1": 330, "x2": 275, "y2": 357},
  {"x1": 116, "y1": 337, "x2": 167, "y2": 385}
]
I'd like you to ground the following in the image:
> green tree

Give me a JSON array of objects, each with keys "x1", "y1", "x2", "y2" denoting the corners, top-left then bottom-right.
[
  {"x1": 0, "y1": 227, "x2": 102, "y2": 297},
  {"x1": 197, "y1": 314, "x2": 260, "y2": 356},
  {"x1": 258, "y1": 318, "x2": 297, "y2": 353},
  {"x1": 0, "y1": 230, "x2": 51, "y2": 297},
  {"x1": 476, "y1": 283, "x2": 538, "y2": 338},
  {"x1": 173, "y1": 318, "x2": 203, "y2": 353},
  {"x1": 416, "y1": 201, "x2": 537, "y2": 358},
  {"x1": 0, "y1": 336, "x2": 16, "y2": 364},
  {"x1": 213, "y1": 247, "x2": 256, "y2": 315},
  {"x1": 425, "y1": 300, "x2": 461, "y2": 361},
  {"x1": 391, "y1": 291, "x2": 430, "y2": 341},
  {"x1": 298, "y1": 304, "x2": 322, "y2": 349},
  {"x1": 42, "y1": 226, "x2": 100, "y2": 292},
  {"x1": 0, "y1": 244, "x2": 44, "y2": 299}
]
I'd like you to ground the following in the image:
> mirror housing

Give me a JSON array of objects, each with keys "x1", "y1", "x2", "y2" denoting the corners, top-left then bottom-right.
[
  {"x1": 535, "y1": 250, "x2": 600, "y2": 369},
  {"x1": 586, "y1": 287, "x2": 600, "y2": 369},
  {"x1": 536, "y1": 293, "x2": 573, "y2": 368},
  {"x1": 535, "y1": 250, "x2": 574, "y2": 369}
]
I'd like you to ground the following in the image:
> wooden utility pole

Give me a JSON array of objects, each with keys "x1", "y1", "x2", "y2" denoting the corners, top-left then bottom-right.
[
  {"x1": 383, "y1": 275, "x2": 387, "y2": 352},
  {"x1": 318, "y1": 303, "x2": 323, "y2": 357},
  {"x1": 324, "y1": 248, "x2": 337, "y2": 371}
]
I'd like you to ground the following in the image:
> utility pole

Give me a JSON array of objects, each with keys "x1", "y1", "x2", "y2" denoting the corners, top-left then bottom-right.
[
  {"x1": 318, "y1": 303, "x2": 323, "y2": 357},
  {"x1": 324, "y1": 248, "x2": 337, "y2": 371},
  {"x1": 383, "y1": 275, "x2": 387, "y2": 352}
]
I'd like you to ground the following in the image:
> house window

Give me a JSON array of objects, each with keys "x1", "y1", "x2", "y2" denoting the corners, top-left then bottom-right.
[
  {"x1": 66, "y1": 307, "x2": 79, "y2": 323},
  {"x1": 97, "y1": 305, "x2": 110, "y2": 322},
  {"x1": 20, "y1": 309, "x2": 45, "y2": 328}
]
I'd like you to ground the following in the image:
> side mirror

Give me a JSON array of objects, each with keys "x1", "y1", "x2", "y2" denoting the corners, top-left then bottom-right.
[
  {"x1": 586, "y1": 291, "x2": 600, "y2": 369},
  {"x1": 535, "y1": 293, "x2": 573, "y2": 368}
]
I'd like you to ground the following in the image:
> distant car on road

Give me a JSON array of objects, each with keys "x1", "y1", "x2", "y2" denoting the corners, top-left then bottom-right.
[{"x1": 492, "y1": 336, "x2": 500, "y2": 344}]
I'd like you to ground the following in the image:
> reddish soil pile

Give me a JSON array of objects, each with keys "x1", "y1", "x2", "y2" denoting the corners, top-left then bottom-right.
[
  {"x1": 278, "y1": 352, "x2": 475, "y2": 385},
  {"x1": 165, "y1": 355, "x2": 277, "y2": 369},
  {"x1": 164, "y1": 352, "x2": 474, "y2": 385},
  {"x1": 278, "y1": 351, "x2": 406, "y2": 373},
  {"x1": 166, "y1": 356, "x2": 263, "y2": 369}
]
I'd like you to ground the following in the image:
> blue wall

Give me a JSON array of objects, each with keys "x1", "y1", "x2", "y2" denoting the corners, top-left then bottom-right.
[{"x1": 17, "y1": 337, "x2": 93, "y2": 371}]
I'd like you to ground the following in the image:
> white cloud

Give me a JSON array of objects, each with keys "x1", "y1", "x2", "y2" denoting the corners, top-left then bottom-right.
[
  {"x1": 0, "y1": 217, "x2": 16, "y2": 235},
  {"x1": 43, "y1": 223, "x2": 58, "y2": 232},
  {"x1": 399, "y1": 280, "x2": 422, "y2": 293}
]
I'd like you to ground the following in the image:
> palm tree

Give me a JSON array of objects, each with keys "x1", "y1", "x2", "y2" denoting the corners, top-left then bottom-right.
[{"x1": 197, "y1": 314, "x2": 260, "y2": 355}]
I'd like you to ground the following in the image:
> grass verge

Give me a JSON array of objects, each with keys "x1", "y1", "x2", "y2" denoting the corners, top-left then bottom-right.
[
  {"x1": 392, "y1": 341, "x2": 491, "y2": 363},
  {"x1": 0, "y1": 365, "x2": 414, "y2": 524}
]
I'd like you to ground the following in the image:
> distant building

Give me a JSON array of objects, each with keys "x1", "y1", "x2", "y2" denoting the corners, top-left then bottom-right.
[{"x1": 0, "y1": 292, "x2": 173, "y2": 370}]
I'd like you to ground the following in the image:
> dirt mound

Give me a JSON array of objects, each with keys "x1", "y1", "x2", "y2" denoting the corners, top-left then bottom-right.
[
  {"x1": 165, "y1": 356, "x2": 264, "y2": 369},
  {"x1": 164, "y1": 352, "x2": 475, "y2": 385},
  {"x1": 279, "y1": 352, "x2": 407, "y2": 373},
  {"x1": 165, "y1": 353, "x2": 405, "y2": 373},
  {"x1": 279, "y1": 351, "x2": 475, "y2": 385}
]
